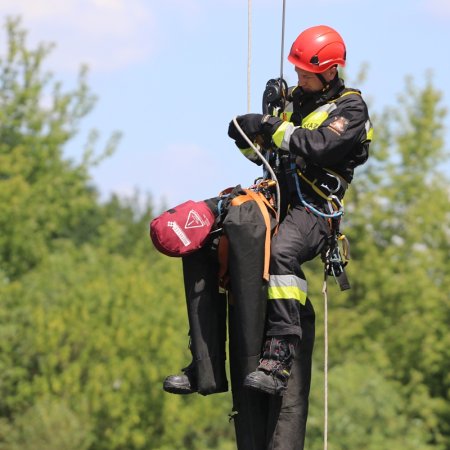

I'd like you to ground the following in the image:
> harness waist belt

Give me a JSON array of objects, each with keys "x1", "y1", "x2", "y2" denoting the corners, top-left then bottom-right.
[{"x1": 299, "y1": 166, "x2": 348, "y2": 201}]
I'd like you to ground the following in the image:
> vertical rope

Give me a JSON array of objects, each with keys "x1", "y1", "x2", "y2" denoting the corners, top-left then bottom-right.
[
  {"x1": 247, "y1": 0, "x2": 252, "y2": 112},
  {"x1": 246, "y1": 2, "x2": 329, "y2": 448},
  {"x1": 280, "y1": 0, "x2": 286, "y2": 80},
  {"x1": 322, "y1": 277, "x2": 329, "y2": 450}
]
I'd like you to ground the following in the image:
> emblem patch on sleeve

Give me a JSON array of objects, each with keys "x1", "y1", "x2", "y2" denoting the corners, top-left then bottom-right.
[{"x1": 327, "y1": 116, "x2": 349, "y2": 136}]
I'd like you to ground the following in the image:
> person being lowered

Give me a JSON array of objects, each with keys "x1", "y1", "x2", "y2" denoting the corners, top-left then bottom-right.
[{"x1": 228, "y1": 22, "x2": 373, "y2": 440}]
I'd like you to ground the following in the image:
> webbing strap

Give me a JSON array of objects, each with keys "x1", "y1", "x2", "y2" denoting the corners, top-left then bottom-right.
[
  {"x1": 338, "y1": 234, "x2": 350, "y2": 262},
  {"x1": 230, "y1": 189, "x2": 275, "y2": 281},
  {"x1": 297, "y1": 170, "x2": 343, "y2": 211}
]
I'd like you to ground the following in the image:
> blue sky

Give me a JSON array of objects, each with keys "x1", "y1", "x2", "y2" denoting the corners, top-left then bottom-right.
[{"x1": 1, "y1": 0, "x2": 449, "y2": 209}]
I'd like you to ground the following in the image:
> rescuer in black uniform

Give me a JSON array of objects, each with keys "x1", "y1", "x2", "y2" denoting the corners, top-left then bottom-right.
[{"x1": 228, "y1": 25, "x2": 373, "y2": 449}]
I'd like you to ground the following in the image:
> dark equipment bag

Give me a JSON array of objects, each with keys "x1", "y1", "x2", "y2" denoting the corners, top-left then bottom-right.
[
  {"x1": 221, "y1": 186, "x2": 278, "y2": 449},
  {"x1": 150, "y1": 186, "x2": 281, "y2": 448}
]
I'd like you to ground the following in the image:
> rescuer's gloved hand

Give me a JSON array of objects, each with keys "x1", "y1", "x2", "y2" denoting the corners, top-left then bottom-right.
[
  {"x1": 260, "y1": 114, "x2": 284, "y2": 143},
  {"x1": 228, "y1": 114, "x2": 284, "y2": 149},
  {"x1": 228, "y1": 117, "x2": 256, "y2": 150},
  {"x1": 228, "y1": 114, "x2": 264, "y2": 143},
  {"x1": 230, "y1": 134, "x2": 250, "y2": 150}
]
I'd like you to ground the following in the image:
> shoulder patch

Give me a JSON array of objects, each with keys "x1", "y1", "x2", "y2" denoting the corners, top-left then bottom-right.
[{"x1": 327, "y1": 116, "x2": 349, "y2": 136}]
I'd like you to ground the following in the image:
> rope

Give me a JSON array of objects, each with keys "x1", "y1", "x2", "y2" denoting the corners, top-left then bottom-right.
[
  {"x1": 280, "y1": 0, "x2": 286, "y2": 80},
  {"x1": 322, "y1": 276, "x2": 329, "y2": 450},
  {"x1": 247, "y1": 0, "x2": 252, "y2": 112},
  {"x1": 231, "y1": 117, "x2": 281, "y2": 224},
  {"x1": 245, "y1": 3, "x2": 331, "y2": 449},
  {"x1": 245, "y1": 2, "x2": 330, "y2": 449}
]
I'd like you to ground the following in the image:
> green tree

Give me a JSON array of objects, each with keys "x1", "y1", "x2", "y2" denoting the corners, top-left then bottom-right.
[
  {"x1": 1, "y1": 14, "x2": 449, "y2": 450},
  {"x1": 0, "y1": 18, "x2": 235, "y2": 449},
  {"x1": 0, "y1": 243, "x2": 235, "y2": 449},
  {"x1": 304, "y1": 73, "x2": 449, "y2": 449},
  {"x1": 0, "y1": 16, "x2": 120, "y2": 280},
  {"x1": 0, "y1": 397, "x2": 94, "y2": 450}
]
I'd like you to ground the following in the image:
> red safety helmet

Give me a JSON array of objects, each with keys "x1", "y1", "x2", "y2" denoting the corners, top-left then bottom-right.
[{"x1": 288, "y1": 25, "x2": 346, "y2": 73}]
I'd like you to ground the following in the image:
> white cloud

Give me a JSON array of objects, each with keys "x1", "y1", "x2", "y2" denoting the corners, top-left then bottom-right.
[{"x1": 0, "y1": 0, "x2": 156, "y2": 72}]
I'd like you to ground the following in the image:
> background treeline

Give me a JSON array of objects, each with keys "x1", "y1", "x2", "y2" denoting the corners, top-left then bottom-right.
[{"x1": 0, "y1": 17, "x2": 449, "y2": 450}]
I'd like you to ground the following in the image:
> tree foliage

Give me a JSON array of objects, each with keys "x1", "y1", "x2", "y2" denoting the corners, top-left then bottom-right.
[
  {"x1": 305, "y1": 71, "x2": 450, "y2": 450},
  {"x1": 0, "y1": 16, "x2": 449, "y2": 450},
  {"x1": 0, "y1": 17, "x2": 120, "y2": 280}
]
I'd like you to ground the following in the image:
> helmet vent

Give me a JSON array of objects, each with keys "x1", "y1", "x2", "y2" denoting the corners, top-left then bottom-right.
[{"x1": 310, "y1": 55, "x2": 320, "y2": 65}]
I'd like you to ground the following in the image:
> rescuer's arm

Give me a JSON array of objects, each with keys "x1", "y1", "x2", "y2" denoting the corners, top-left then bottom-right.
[
  {"x1": 229, "y1": 97, "x2": 370, "y2": 167},
  {"x1": 271, "y1": 101, "x2": 369, "y2": 166},
  {"x1": 227, "y1": 115, "x2": 272, "y2": 165}
]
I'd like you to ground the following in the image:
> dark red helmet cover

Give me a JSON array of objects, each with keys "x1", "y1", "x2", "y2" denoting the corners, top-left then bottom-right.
[{"x1": 150, "y1": 200, "x2": 215, "y2": 257}]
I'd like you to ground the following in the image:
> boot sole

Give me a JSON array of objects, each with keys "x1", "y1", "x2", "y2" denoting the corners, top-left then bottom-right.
[
  {"x1": 163, "y1": 381, "x2": 196, "y2": 395},
  {"x1": 163, "y1": 383, "x2": 228, "y2": 395},
  {"x1": 243, "y1": 377, "x2": 283, "y2": 396}
]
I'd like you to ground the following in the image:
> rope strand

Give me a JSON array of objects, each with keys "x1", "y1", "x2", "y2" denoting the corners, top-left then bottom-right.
[
  {"x1": 247, "y1": 0, "x2": 252, "y2": 112},
  {"x1": 322, "y1": 277, "x2": 329, "y2": 450},
  {"x1": 280, "y1": 0, "x2": 286, "y2": 80}
]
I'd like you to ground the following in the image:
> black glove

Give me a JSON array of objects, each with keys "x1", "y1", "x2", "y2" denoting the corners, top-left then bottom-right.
[
  {"x1": 228, "y1": 114, "x2": 284, "y2": 149},
  {"x1": 229, "y1": 133, "x2": 249, "y2": 150},
  {"x1": 260, "y1": 115, "x2": 283, "y2": 139},
  {"x1": 228, "y1": 114, "x2": 264, "y2": 148},
  {"x1": 227, "y1": 123, "x2": 247, "y2": 149}
]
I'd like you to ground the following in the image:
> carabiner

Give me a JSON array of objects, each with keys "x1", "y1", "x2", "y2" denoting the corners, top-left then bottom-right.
[{"x1": 320, "y1": 172, "x2": 341, "y2": 194}]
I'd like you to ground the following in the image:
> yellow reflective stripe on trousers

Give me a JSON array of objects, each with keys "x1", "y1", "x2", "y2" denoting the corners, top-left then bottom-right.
[{"x1": 268, "y1": 274, "x2": 308, "y2": 305}]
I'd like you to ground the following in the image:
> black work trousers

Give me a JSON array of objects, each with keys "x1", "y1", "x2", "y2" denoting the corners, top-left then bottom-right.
[
  {"x1": 266, "y1": 308, "x2": 315, "y2": 450},
  {"x1": 267, "y1": 203, "x2": 330, "y2": 337},
  {"x1": 265, "y1": 202, "x2": 330, "y2": 450}
]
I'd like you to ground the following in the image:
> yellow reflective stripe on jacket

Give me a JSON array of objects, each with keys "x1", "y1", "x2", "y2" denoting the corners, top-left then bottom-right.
[
  {"x1": 302, "y1": 111, "x2": 329, "y2": 130},
  {"x1": 365, "y1": 119, "x2": 374, "y2": 141},
  {"x1": 300, "y1": 91, "x2": 361, "y2": 130},
  {"x1": 334, "y1": 90, "x2": 361, "y2": 100},
  {"x1": 301, "y1": 103, "x2": 337, "y2": 130},
  {"x1": 272, "y1": 89, "x2": 367, "y2": 148},
  {"x1": 268, "y1": 274, "x2": 308, "y2": 305},
  {"x1": 239, "y1": 147, "x2": 253, "y2": 158},
  {"x1": 272, "y1": 121, "x2": 295, "y2": 149}
]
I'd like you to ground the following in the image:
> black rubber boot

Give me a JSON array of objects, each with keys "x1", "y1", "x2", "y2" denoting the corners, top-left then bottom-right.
[
  {"x1": 243, "y1": 336, "x2": 296, "y2": 396},
  {"x1": 163, "y1": 361, "x2": 197, "y2": 395}
]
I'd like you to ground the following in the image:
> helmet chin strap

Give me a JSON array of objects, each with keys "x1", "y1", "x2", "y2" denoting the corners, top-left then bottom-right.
[
  {"x1": 316, "y1": 72, "x2": 329, "y2": 89},
  {"x1": 316, "y1": 66, "x2": 339, "y2": 90}
]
